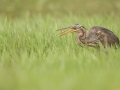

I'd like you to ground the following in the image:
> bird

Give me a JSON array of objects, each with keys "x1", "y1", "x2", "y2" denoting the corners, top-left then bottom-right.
[{"x1": 57, "y1": 24, "x2": 120, "y2": 54}]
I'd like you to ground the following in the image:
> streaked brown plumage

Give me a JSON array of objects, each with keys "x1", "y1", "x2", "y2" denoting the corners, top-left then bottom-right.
[{"x1": 57, "y1": 24, "x2": 120, "y2": 54}]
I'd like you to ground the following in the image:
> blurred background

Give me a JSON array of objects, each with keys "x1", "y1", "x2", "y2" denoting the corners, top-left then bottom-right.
[{"x1": 0, "y1": 0, "x2": 120, "y2": 18}]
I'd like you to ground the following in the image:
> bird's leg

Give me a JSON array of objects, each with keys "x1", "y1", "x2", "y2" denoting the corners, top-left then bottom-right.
[{"x1": 104, "y1": 36, "x2": 108, "y2": 55}]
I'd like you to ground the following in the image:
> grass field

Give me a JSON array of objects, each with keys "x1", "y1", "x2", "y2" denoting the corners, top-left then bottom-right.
[{"x1": 0, "y1": 15, "x2": 120, "y2": 90}]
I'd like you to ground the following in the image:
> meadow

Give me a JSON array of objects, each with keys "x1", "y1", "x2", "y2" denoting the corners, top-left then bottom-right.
[{"x1": 0, "y1": 14, "x2": 120, "y2": 90}]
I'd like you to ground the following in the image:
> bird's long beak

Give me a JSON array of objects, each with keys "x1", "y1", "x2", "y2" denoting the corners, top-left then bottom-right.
[
  {"x1": 59, "y1": 29, "x2": 75, "y2": 36},
  {"x1": 56, "y1": 26, "x2": 75, "y2": 36}
]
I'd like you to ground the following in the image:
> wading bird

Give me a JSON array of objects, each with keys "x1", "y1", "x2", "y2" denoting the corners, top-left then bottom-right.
[{"x1": 57, "y1": 24, "x2": 120, "y2": 54}]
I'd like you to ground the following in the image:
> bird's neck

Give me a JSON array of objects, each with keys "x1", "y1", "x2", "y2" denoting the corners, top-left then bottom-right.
[
  {"x1": 77, "y1": 29, "x2": 86, "y2": 44},
  {"x1": 80, "y1": 29, "x2": 86, "y2": 39}
]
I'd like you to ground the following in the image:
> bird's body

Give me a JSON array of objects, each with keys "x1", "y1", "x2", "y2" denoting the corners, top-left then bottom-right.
[
  {"x1": 57, "y1": 24, "x2": 120, "y2": 54},
  {"x1": 77, "y1": 26, "x2": 119, "y2": 47}
]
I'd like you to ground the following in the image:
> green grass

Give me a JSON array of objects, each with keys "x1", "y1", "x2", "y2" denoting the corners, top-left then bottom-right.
[{"x1": 0, "y1": 15, "x2": 120, "y2": 90}]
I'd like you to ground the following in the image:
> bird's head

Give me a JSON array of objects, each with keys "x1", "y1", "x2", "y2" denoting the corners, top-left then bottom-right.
[{"x1": 57, "y1": 24, "x2": 86, "y2": 36}]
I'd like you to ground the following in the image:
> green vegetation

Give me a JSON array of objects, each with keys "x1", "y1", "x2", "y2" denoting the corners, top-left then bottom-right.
[
  {"x1": 0, "y1": 0, "x2": 120, "y2": 17},
  {"x1": 0, "y1": 15, "x2": 120, "y2": 90},
  {"x1": 0, "y1": 0, "x2": 120, "y2": 89}
]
